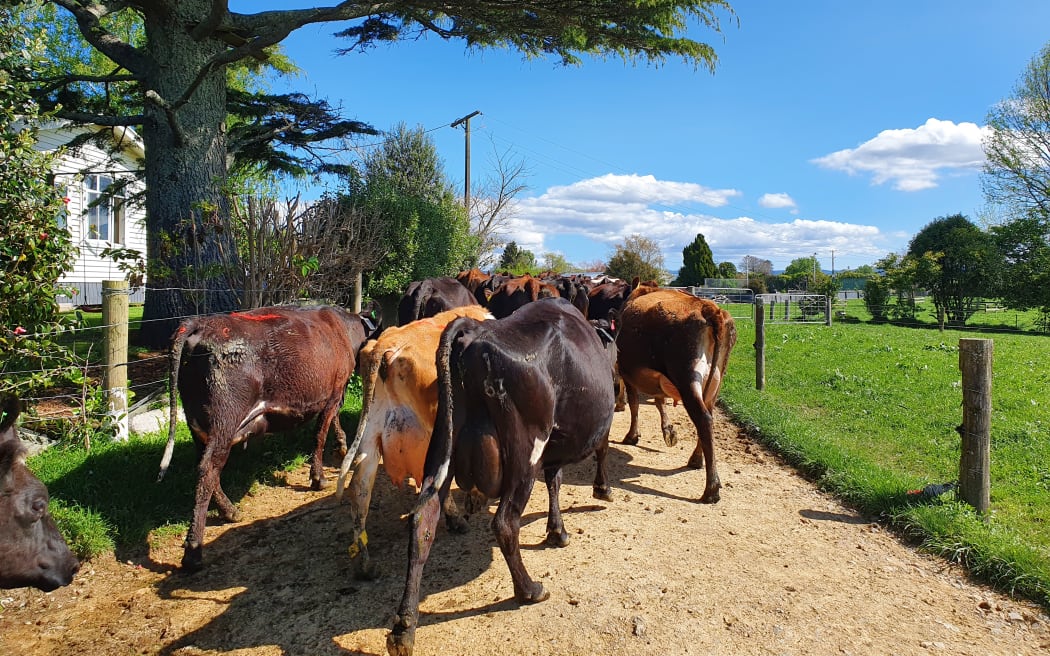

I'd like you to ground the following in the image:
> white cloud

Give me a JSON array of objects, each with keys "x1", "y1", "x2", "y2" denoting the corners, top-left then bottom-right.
[
  {"x1": 758, "y1": 193, "x2": 798, "y2": 210},
  {"x1": 515, "y1": 173, "x2": 893, "y2": 273},
  {"x1": 811, "y1": 118, "x2": 989, "y2": 191}
]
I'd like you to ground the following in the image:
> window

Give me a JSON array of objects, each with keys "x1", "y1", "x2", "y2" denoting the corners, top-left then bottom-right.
[{"x1": 84, "y1": 174, "x2": 123, "y2": 243}]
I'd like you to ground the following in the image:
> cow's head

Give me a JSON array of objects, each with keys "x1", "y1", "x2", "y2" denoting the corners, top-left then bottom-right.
[{"x1": 0, "y1": 395, "x2": 79, "y2": 591}]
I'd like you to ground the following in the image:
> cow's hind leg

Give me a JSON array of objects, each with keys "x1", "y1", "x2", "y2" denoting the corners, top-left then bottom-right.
[
  {"x1": 183, "y1": 438, "x2": 234, "y2": 571},
  {"x1": 681, "y1": 392, "x2": 720, "y2": 503},
  {"x1": 311, "y1": 402, "x2": 341, "y2": 490},
  {"x1": 494, "y1": 476, "x2": 548, "y2": 603},
  {"x1": 592, "y1": 435, "x2": 613, "y2": 501},
  {"x1": 442, "y1": 493, "x2": 470, "y2": 535},
  {"x1": 346, "y1": 443, "x2": 381, "y2": 580},
  {"x1": 654, "y1": 396, "x2": 678, "y2": 446},
  {"x1": 621, "y1": 382, "x2": 641, "y2": 445},
  {"x1": 543, "y1": 467, "x2": 570, "y2": 547},
  {"x1": 388, "y1": 483, "x2": 445, "y2": 656}
]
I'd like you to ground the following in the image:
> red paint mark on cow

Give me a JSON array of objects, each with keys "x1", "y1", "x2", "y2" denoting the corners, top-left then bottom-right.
[
  {"x1": 222, "y1": 327, "x2": 230, "y2": 337},
  {"x1": 177, "y1": 326, "x2": 187, "y2": 335},
  {"x1": 231, "y1": 312, "x2": 284, "y2": 321}
]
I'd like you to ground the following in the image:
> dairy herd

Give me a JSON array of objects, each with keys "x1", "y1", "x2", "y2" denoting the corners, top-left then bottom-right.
[{"x1": 4, "y1": 269, "x2": 736, "y2": 656}]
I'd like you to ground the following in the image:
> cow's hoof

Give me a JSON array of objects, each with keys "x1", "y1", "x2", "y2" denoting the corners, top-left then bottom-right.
[
  {"x1": 593, "y1": 485, "x2": 613, "y2": 502},
  {"x1": 464, "y1": 489, "x2": 488, "y2": 515},
  {"x1": 622, "y1": 434, "x2": 639, "y2": 446},
  {"x1": 663, "y1": 425, "x2": 678, "y2": 447},
  {"x1": 545, "y1": 530, "x2": 570, "y2": 548},
  {"x1": 387, "y1": 619, "x2": 415, "y2": 656},
  {"x1": 445, "y1": 513, "x2": 470, "y2": 534},
  {"x1": 181, "y1": 547, "x2": 204, "y2": 573},
  {"x1": 311, "y1": 477, "x2": 328, "y2": 491},
  {"x1": 699, "y1": 488, "x2": 721, "y2": 504},
  {"x1": 516, "y1": 582, "x2": 550, "y2": 604},
  {"x1": 687, "y1": 453, "x2": 705, "y2": 469},
  {"x1": 353, "y1": 560, "x2": 380, "y2": 581},
  {"x1": 220, "y1": 507, "x2": 242, "y2": 523},
  {"x1": 614, "y1": 403, "x2": 625, "y2": 412}
]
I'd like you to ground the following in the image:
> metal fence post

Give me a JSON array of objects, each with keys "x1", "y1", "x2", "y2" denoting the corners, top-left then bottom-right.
[
  {"x1": 755, "y1": 297, "x2": 765, "y2": 391},
  {"x1": 103, "y1": 280, "x2": 129, "y2": 441}
]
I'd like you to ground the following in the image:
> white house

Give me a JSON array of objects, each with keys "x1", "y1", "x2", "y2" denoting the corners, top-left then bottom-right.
[{"x1": 34, "y1": 122, "x2": 148, "y2": 306}]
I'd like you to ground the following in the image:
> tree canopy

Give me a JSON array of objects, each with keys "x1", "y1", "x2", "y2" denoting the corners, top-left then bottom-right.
[
  {"x1": 498, "y1": 241, "x2": 537, "y2": 274},
  {"x1": 673, "y1": 233, "x2": 716, "y2": 286},
  {"x1": 605, "y1": 234, "x2": 669, "y2": 284},
  {"x1": 906, "y1": 214, "x2": 998, "y2": 326},
  {"x1": 983, "y1": 40, "x2": 1050, "y2": 220}
]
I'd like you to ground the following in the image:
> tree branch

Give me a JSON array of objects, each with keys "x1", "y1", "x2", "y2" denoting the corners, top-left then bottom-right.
[
  {"x1": 191, "y1": 0, "x2": 230, "y2": 41},
  {"x1": 50, "y1": 0, "x2": 148, "y2": 73}
]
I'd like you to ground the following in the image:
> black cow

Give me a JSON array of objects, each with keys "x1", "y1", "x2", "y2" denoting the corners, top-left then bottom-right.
[
  {"x1": 485, "y1": 273, "x2": 561, "y2": 319},
  {"x1": 387, "y1": 299, "x2": 616, "y2": 656},
  {"x1": 159, "y1": 304, "x2": 378, "y2": 571},
  {"x1": 586, "y1": 278, "x2": 632, "y2": 323},
  {"x1": 398, "y1": 277, "x2": 480, "y2": 326},
  {"x1": 0, "y1": 395, "x2": 79, "y2": 591}
]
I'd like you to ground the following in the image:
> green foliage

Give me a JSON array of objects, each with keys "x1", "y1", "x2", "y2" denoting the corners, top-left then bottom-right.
[
  {"x1": 362, "y1": 125, "x2": 478, "y2": 296},
  {"x1": 0, "y1": 10, "x2": 79, "y2": 397},
  {"x1": 674, "y1": 233, "x2": 717, "y2": 286},
  {"x1": 983, "y1": 40, "x2": 1050, "y2": 219},
  {"x1": 542, "y1": 252, "x2": 572, "y2": 274},
  {"x1": 605, "y1": 234, "x2": 668, "y2": 284},
  {"x1": 722, "y1": 320, "x2": 1050, "y2": 606},
  {"x1": 498, "y1": 241, "x2": 538, "y2": 274},
  {"x1": 991, "y1": 211, "x2": 1050, "y2": 327},
  {"x1": 782, "y1": 255, "x2": 823, "y2": 290},
  {"x1": 907, "y1": 214, "x2": 999, "y2": 326},
  {"x1": 863, "y1": 274, "x2": 890, "y2": 322},
  {"x1": 717, "y1": 261, "x2": 737, "y2": 278}
]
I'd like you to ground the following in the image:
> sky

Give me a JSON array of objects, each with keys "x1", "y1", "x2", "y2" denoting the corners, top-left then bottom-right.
[{"x1": 239, "y1": 1, "x2": 1050, "y2": 274}]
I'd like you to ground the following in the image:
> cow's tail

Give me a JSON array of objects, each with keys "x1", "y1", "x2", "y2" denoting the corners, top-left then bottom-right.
[
  {"x1": 336, "y1": 345, "x2": 381, "y2": 501},
  {"x1": 702, "y1": 308, "x2": 739, "y2": 409},
  {"x1": 410, "y1": 316, "x2": 469, "y2": 514},
  {"x1": 158, "y1": 320, "x2": 192, "y2": 482}
]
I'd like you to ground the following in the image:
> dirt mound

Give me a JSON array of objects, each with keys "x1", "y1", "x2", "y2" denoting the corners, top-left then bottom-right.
[{"x1": 2, "y1": 404, "x2": 1047, "y2": 655}]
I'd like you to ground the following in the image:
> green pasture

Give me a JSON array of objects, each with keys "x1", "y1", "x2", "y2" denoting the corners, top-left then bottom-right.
[{"x1": 720, "y1": 317, "x2": 1050, "y2": 606}]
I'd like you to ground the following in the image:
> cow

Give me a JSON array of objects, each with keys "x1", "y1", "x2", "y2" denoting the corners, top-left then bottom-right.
[
  {"x1": 159, "y1": 304, "x2": 378, "y2": 571},
  {"x1": 386, "y1": 298, "x2": 616, "y2": 656},
  {"x1": 455, "y1": 268, "x2": 492, "y2": 305},
  {"x1": 616, "y1": 285, "x2": 737, "y2": 503},
  {"x1": 485, "y1": 273, "x2": 561, "y2": 319},
  {"x1": 335, "y1": 304, "x2": 494, "y2": 580},
  {"x1": 0, "y1": 395, "x2": 79, "y2": 591},
  {"x1": 545, "y1": 274, "x2": 591, "y2": 317},
  {"x1": 586, "y1": 278, "x2": 633, "y2": 323},
  {"x1": 397, "y1": 277, "x2": 479, "y2": 326}
]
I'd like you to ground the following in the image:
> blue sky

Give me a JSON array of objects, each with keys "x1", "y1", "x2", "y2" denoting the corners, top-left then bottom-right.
[{"x1": 242, "y1": 1, "x2": 1050, "y2": 274}]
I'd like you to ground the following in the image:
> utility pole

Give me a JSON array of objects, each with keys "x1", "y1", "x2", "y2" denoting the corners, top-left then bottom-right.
[{"x1": 451, "y1": 110, "x2": 482, "y2": 212}]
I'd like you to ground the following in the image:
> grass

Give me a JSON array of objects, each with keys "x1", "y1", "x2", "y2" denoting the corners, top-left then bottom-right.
[
  {"x1": 28, "y1": 390, "x2": 362, "y2": 561},
  {"x1": 720, "y1": 317, "x2": 1050, "y2": 607}
]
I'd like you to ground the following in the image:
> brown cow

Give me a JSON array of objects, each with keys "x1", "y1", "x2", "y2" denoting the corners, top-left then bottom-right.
[
  {"x1": 486, "y1": 273, "x2": 560, "y2": 319},
  {"x1": 616, "y1": 285, "x2": 737, "y2": 503},
  {"x1": 335, "y1": 304, "x2": 493, "y2": 579},
  {"x1": 455, "y1": 268, "x2": 492, "y2": 305},
  {"x1": 159, "y1": 304, "x2": 378, "y2": 571},
  {"x1": 387, "y1": 299, "x2": 616, "y2": 655},
  {"x1": 0, "y1": 395, "x2": 79, "y2": 591}
]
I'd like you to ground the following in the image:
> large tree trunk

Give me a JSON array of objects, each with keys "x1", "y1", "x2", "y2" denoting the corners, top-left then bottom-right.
[{"x1": 137, "y1": 3, "x2": 238, "y2": 347}]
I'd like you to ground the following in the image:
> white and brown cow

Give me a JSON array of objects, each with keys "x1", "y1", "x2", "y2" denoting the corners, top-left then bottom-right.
[
  {"x1": 336, "y1": 304, "x2": 493, "y2": 579},
  {"x1": 616, "y1": 285, "x2": 737, "y2": 503}
]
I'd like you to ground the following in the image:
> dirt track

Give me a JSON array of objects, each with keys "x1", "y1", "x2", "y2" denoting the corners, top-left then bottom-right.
[{"x1": 2, "y1": 403, "x2": 1048, "y2": 655}]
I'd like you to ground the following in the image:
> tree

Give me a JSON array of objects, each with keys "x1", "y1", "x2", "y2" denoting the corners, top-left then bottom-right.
[
  {"x1": 542, "y1": 252, "x2": 572, "y2": 274},
  {"x1": 361, "y1": 125, "x2": 477, "y2": 297},
  {"x1": 606, "y1": 235, "x2": 669, "y2": 284},
  {"x1": 782, "y1": 255, "x2": 822, "y2": 290},
  {"x1": 716, "y1": 261, "x2": 737, "y2": 279},
  {"x1": 982, "y1": 41, "x2": 1050, "y2": 220},
  {"x1": 469, "y1": 141, "x2": 529, "y2": 268},
  {"x1": 991, "y1": 211, "x2": 1050, "y2": 329},
  {"x1": 907, "y1": 214, "x2": 1000, "y2": 326},
  {"x1": 673, "y1": 233, "x2": 716, "y2": 286},
  {"x1": 740, "y1": 255, "x2": 773, "y2": 276},
  {"x1": 0, "y1": 8, "x2": 78, "y2": 396},
  {"x1": 16, "y1": 1, "x2": 734, "y2": 345},
  {"x1": 498, "y1": 241, "x2": 537, "y2": 274}
]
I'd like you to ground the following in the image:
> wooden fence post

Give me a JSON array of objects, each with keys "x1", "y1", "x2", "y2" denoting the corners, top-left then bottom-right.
[
  {"x1": 755, "y1": 297, "x2": 765, "y2": 391},
  {"x1": 103, "y1": 280, "x2": 129, "y2": 441},
  {"x1": 958, "y1": 338, "x2": 993, "y2": 513}
]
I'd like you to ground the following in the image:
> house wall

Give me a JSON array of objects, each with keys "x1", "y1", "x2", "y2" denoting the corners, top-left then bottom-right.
[{"x1": 35, "y1": 125, "x2": 148, "y2": 306}]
